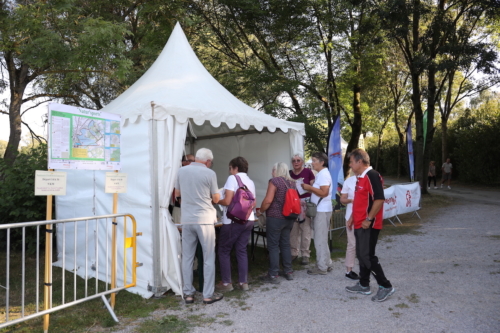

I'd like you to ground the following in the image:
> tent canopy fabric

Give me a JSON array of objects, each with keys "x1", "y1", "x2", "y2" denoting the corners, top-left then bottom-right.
[
  {"x1": 105, "y1": 22, "x2": 305, "y2": 137},
  {"x1": 56, "y1": 23, "x2": 305, "y2": 299}
]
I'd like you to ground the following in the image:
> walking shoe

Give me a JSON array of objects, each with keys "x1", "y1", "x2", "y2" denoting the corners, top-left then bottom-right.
[
  {"x1": 278, "y1": 270, "x2": 294, "y2": 280},
  {"x1": 215, "y1": 282, "x2": 234, "y2": 292},
  {"x1": 238, "y1": 283, "x2": 249, "y2": 291},
  {"x1": 441, "y1": 184, "x2": 443, "y2": 188},
  {"x1": 448, "y1": 186, "x2": 451, "y2": 189},
  {"x1": 427, "y1": 187, "x2": 430, "y2": 190},
  {"x1": 345, "y1": 282, "x2": 372, "y2": 295},
  {"x1": 371, "y1": 286, "x2": 396, "y2": 302},
  {"x1": 291, "y1": 255, "x2": 298, "y2": 262},
  {"x1": 307, "y1": 267, "x2": 327, "y2": 275},
  {"x1": 345, "y1": 271, "x2": 360, "y2": 280},
  {"x1": 300, "y1": 257, "x2": 310, "y2": 265},
  {"x1": 434, "y1": 187, "x2": 438, "y2": 189},
  {"x1": 260, "y1": 274, "x2": 280, "y2": 284}
]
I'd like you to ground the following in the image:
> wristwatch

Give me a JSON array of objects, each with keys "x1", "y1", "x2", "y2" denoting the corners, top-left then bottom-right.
[{"x1": 365, "y1": 217, "x2": 374, "y2": 222}]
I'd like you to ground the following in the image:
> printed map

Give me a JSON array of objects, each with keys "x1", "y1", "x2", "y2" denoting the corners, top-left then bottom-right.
[
  {"x1": 72, "y1": 116, "x2": 105, "y2": 159},
  {"x1": 48, "y1": 104, "x2": 121, "y2": 170}
]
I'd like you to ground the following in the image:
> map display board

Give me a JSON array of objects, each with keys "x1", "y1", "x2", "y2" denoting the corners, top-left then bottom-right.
[{"x1": 48, "y1": 103, "x2": 121, "y2": 170}]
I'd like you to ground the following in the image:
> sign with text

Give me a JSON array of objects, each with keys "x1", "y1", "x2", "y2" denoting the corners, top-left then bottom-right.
[
  {"x1": 105, "y1": 173, "x2": 128, "y2": 193},
  {"x1": 35, "y1": 171, "x2": 67, "y2": 196},
  {"x1": 383, "y1": 186, "x2": 398, "y2": 219},
  {"x1": 48, "y1": 103, "x2": 121, "y2": 170}
]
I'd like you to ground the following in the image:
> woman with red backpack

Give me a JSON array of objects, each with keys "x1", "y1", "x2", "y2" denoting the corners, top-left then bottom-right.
[{"x1": 256, "y1": 162, "x2": 297, "y2": 284}]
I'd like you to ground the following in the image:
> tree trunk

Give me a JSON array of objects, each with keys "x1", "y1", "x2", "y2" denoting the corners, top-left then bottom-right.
[
  {"x1": 410, "y1": 70, "x2": 424, "y2": 188},
  {"x1": 375, "y1": 131, "x2": 383, "y2": 171},
  {"x1": 420, "y1": 65, "x2": 438, "y2": 194},
  {"x1": 343, "y1": 83, "x2": 362, "y2": 175},
  {"x1": 441, "y1": 118, "x2": 448, "y2": 164},
  {"x1": 3, "y1": 57, "x2": 30, "y2": 166}
]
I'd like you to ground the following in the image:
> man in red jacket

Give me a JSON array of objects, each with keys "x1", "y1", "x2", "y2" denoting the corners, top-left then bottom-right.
[{"x1": 345, "y1": 149, "x2": 395, "y2": 302}]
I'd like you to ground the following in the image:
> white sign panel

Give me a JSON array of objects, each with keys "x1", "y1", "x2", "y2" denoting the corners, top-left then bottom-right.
[
  {"x1": 35, "y1": 171, "x2": 67, "y2": 196},
  {"x1": 394, "y1": 182, "x2": 421, "y2": 215},
  {"x1": 105, "y1": 173, "x2": 128, "y2": 193},
  {"x1": 48, "y1": 103, "x2": 121, "y2": 170},
  {"x1": 383, "y1": 186, "x2": 398, "y2": 219}
]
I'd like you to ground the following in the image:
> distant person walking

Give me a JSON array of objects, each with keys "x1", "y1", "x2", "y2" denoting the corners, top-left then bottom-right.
[
  {"x1": 428, "y1": 161, "x2": 437, "y2": 189},
  {"x1": 175, "y1": 148, "x2": 223, "y2": 305},
  {"x1": 345, "y1": 149, "x2": 395, "y2": 302},
  {"x1": 441, "y1": 158, "x2": 453, "y2": 189}
]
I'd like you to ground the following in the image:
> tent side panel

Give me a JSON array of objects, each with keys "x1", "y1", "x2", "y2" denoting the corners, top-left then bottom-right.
[
  {"x1": 194, "y1": 130, "x2": 295, "y2": 204},
  {"x1": 54, "y1": 118, "x2": 155, "y2": 298}
]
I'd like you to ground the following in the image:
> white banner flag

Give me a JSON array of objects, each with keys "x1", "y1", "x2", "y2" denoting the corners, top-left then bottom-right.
[
  {"x1": 383, "y1": 186, "x2": 398, "y2": 219},
  {"x1": 394, "y1": 182, "x2": 421, "y2": 215}
]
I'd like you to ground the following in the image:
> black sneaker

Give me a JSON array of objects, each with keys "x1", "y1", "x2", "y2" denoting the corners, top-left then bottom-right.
[
  {"x1": 260, "y1": 274, "x2": 280, "y2": 284},
  {"x1": 278, "y1": 270, "x2": 294, "y2": 280},
  {"x1": 345, "y1": 271, "x2": 359, "y2": 280}
]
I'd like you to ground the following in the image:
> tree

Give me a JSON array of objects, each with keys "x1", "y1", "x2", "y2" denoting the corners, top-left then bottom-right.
[
  {"x1": 380, "y1": 0, "x2": 499, "y2": 193},
  {"x1": 0, "y1": 0, "x2": 131, "y2": 165},
  {"x1": 184, "y1": 0, "x2": 345, "y2": 153}
]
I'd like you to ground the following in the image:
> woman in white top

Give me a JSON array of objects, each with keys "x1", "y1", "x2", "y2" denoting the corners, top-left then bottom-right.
[
  {"x1": 301, "y1": 152, "x2": 333, "y2": 275},
  {"x1": 216, "y1": 157, "x2": 256, "y2": 292},
  {"x1": 340, "y1": 173, "x2": 359, "y2": 280}
]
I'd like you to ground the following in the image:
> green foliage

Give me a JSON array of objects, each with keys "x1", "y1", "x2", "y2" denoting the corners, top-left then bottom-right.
[
  {"x1": 451, "y1": 110, "x2": 500, "y2": 184},
  {"x1": 0, "y1": 144, "x2": 49, "y2": 253}
]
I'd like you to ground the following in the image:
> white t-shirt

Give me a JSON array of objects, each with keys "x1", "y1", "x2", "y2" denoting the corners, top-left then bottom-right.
[
  {"x1": 222, "y1": 173, "x2": 256, "y2": 224},
  {"x1": 341, "y1": 176, "x2": 356, "y2": 220},
  {"x1": 311, "y1": 168, "x2": 333, "y2": 212}
]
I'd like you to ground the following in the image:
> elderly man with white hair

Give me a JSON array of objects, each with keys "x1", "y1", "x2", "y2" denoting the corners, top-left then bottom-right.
[
  {"x1": 289, "y1": 154, "x2": 315, "y2": 265},
  {"x1": 175, "y1": 148, "x2": 222, "y2": 304}
]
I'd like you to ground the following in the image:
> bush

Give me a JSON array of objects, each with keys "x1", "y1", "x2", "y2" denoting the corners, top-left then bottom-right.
[{"x1": 0, "y1": 144, "x2": 49, "y2": 253}]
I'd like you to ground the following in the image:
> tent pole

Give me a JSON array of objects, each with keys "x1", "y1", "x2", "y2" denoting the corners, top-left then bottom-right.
[{"x1": 149, "y1": 102, "x2": 163, "y2": 296}]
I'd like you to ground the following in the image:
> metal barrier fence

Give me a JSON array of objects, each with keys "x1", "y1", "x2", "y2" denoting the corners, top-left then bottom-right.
[{"x1": 0, "y1": 213, "x2": 140, "y2": 332}]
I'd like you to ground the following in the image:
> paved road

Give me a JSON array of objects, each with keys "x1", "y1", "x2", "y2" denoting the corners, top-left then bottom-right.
[{"x1": 117, "y1": 182, "x2": 500, "y2": 333}]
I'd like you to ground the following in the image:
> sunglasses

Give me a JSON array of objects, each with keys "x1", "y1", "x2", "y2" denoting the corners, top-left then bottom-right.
[{"x1": 292, "y1": 159, "x2": 302, "y2": 163}]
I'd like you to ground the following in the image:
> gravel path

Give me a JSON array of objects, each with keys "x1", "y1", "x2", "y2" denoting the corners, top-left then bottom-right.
[{"x1": 118, "y1": 199, "x2": 500, "y2": 333}]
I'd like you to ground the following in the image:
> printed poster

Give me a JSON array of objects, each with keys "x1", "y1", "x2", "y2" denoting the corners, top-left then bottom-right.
[{"x1": 48, "y1": 103, "x2": 121, "y2": 170}]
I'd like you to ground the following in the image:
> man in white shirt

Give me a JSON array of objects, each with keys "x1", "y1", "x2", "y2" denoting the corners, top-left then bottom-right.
[{"x1": 175, "y1": 148, "x2": 222, "y2": 304}]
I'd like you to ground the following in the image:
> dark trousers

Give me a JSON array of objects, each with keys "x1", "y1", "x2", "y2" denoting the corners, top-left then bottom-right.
[
  {"x1": 266, "y1": 217, "x2": 294, "y2": 276},
  {"x1": 354, "y1": 227, "x2": 392, "y2": 288},
  {"x1": 218, "y1": 220, "x2": 253, "y2": 284},
  {"x1": 428, "y1": 176, "x2": 436, "y2": 187}
]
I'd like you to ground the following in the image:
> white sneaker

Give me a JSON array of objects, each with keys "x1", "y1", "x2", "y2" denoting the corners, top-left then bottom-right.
[
  {"x1": 448, "y1": 186, "x2": 451, "y2": 189},
  {"x1": 428, "y1": 187, "x2": 430, "y2": 190},
  {"x1": 441, "y1": 184, "x2": 443, "y2": 188},
  {"x1": 434, "y1": 187, "x2": 437, "y2": 189}
]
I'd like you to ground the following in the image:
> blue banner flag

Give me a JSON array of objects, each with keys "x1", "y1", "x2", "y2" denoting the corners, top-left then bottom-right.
[
  {"x1": 407, "y1": 120, "x2": 415, "y2": 181},
  {"x1": 327, "y1": 116, "x2": 344, "y2": 205}
]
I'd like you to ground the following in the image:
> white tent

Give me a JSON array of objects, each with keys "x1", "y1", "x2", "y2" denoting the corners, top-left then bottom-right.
[{"x1": 55, "y1": 23, "x2": 305, "y2": 298}]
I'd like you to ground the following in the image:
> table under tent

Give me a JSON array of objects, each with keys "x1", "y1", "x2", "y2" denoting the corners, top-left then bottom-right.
[{"x1": 54, "y1": 23, "x2": 305, "y2": 298}]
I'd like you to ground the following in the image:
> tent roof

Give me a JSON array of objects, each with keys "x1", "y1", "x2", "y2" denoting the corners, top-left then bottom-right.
[{"x1": 102, "y1": 23, "x2": 305, "y2": 136}]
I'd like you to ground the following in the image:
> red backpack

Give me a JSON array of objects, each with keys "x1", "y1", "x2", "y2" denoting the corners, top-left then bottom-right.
[{"x1": 280, "y1": 178, "x2": 301, "y2": 220}]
